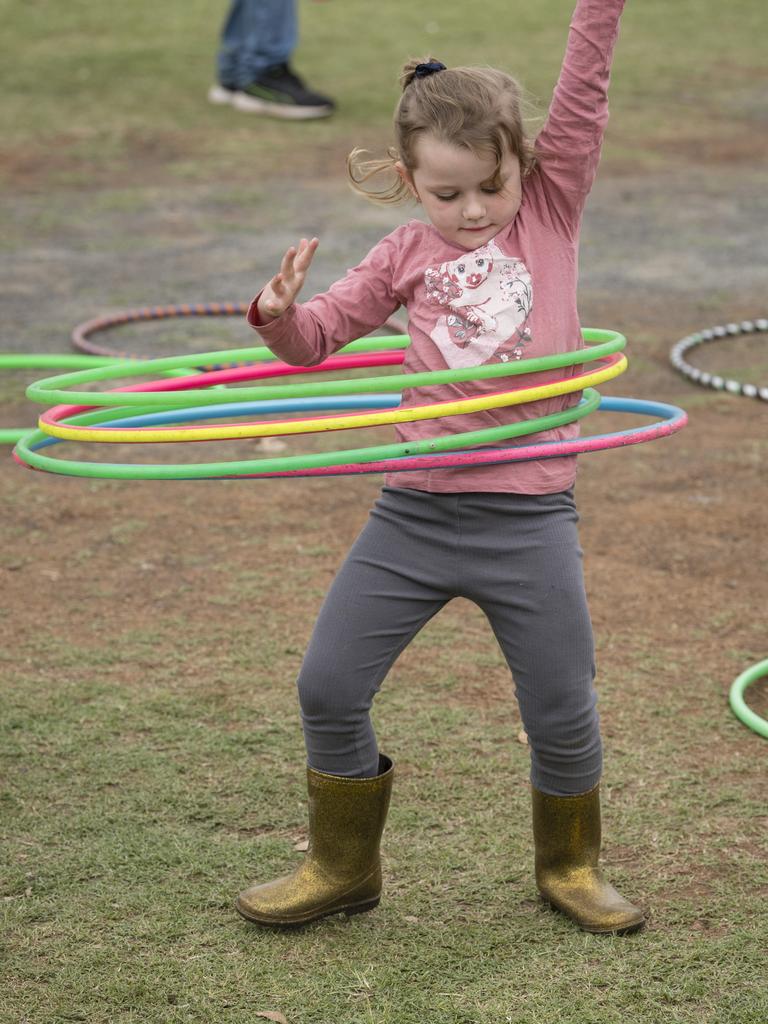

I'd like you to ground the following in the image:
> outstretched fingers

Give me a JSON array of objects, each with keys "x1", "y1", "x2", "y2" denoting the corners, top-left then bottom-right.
[
  {"x1": 279, "y1": 244, "x2": 297, "y2": 280},
  {"x1": 277, "y1": 238, "x2": 319, "y2": 290},
  {"x1": 294, "y1": 237, "x2": 320, "y2": 274},
  {"x1": 259, "y1": 238, "x2": 320, "y2": 320}
]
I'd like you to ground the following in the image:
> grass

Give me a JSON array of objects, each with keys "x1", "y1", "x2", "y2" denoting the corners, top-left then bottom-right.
[
  {"x1": 2, "y1": 590, "x2": 767, "y2": 1024},
  {"x1": 2, "y1": 1, "x2": 767, "y2": 1021},
  {"x1": 0, "y1": 0, "x2": 766, "y2": 188},
  {"x1": 2, "y1": 453, "x2": 767, "y2": 1023}
]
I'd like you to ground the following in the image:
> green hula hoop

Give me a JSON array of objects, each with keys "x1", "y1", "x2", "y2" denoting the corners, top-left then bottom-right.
[
  {"x1": 729, "y1": 660, "x2": 768, "y2": 738},
  {"x1": 0, "y1": 353, "x2": 129, "y2": 445},
  {"x1": 25, "y1": 330, "x2": 625, "y2": 410},
  {"x1": 0, "y1": 352, "x2": 195, "y2": 445},
  {"x1": 14, "y1": 388, "x2": 600, "y2": 481}
]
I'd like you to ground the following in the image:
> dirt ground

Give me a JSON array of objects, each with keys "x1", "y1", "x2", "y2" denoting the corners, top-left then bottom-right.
[{"x1": 2, "y1": 157, "x2": 767, "y2": 741}]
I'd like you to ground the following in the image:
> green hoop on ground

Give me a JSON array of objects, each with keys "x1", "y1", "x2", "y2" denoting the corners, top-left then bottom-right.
[{"x1": 729, "y1": 660, "x2": 768, "y2": 738}]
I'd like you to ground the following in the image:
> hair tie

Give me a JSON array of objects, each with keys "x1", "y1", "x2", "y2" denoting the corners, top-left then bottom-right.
[{"x1": 414, "y1": 61, "x2": 446, "y2": 79}]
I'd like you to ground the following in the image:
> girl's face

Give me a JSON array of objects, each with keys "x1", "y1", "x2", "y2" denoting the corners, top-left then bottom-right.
[{"x1": 397, "y1": 134, "x2": 522, "y2": 250}]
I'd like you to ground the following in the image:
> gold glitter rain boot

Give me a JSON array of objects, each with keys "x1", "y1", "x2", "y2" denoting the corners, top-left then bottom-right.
[
  {"x1": 532, "y1": 783, "x2": 645, "y2": 934},
  {"x1": 236, "y1": 754, "x2": 394, "y2": 927}
]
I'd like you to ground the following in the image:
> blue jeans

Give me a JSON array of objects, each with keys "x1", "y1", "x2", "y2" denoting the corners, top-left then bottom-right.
[{"x1": 216, "y1": 0, "x2": 298, "y2": 87}]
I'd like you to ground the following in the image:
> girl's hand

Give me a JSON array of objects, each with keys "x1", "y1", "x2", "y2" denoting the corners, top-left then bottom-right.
[{"x1": 257, "y1": 237, "x2": 319, "y2": 321}]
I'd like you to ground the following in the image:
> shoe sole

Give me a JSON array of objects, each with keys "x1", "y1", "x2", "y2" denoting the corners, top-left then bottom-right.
[
  {"x1": 539, "y1": 894, "x2": 646, "y2": 934},
  {"x1": 208, "y1": 84, "x2": 333, "y2": 121},
  {"x1": 234, "y1": 894, "x2": 380, "y2": 928}
]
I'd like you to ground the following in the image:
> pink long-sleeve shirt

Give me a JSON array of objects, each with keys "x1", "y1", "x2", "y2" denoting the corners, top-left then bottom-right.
[{"x1": 249, "y1": 0, "x2": 625, "y2": 493}]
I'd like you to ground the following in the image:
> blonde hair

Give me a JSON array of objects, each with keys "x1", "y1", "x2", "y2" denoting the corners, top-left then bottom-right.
[{"x1": 348, "y1": 57, "x2": 536, "y2": 205}]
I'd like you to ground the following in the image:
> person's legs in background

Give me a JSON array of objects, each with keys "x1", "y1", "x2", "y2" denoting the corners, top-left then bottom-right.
[
  {"x1": 216, "y1": 0, "x2": 296, "y2": 88},
  {"x1": 208, "y1": 0, "x2": 334, "y2": 119}
]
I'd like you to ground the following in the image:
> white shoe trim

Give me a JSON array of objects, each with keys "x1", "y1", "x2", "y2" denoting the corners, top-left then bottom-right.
[
  {"x1": 230, "y1": 92, "x2": 332, "y2": 120},
  {"x1": 207, "y1": 84, "x2": 236, "y2": 106},
  {"x1": 208, "y1": 83, "x2": 332, "y2": 119}
]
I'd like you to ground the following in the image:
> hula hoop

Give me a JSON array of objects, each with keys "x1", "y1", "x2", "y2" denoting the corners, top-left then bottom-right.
[
  {"x1": 26, "y1": 394, "x2": 406, "y2": 451},
  {"x1": 14, "y1": 391, "x2": 600, "y2": 480},
  {"x1": 39, "y1": 352, "x2": 626, "y2": 444},
  {"x1": 37, "y1": 347, "x2": 406, "y2": 437},
  {"x1": 70, "y1": 301, "x2": 408, "y2": 363},
  {"x1": 13, "y1": 395, "x2": 687, "y2": 480},
  {"x1": 670, "y1": 318, "x2": 768, "y2": 400},
  {"x1": 223, "y1": 396, "x2": 689, "y2": 478},
  {"x1": 729, "y1": 660, "x2": 768, "y2": 738},
  {"x1": 0, "y1": 352, "x2": 150, "y2": 445},
  {"x1": 26, "y1": 330, "x2": 626, "y2": 410}
]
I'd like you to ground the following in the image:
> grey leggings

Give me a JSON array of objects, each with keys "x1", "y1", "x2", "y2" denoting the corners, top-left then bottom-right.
[{"x1": 296, "y1": 486, "x2": 601, "y2": 796}]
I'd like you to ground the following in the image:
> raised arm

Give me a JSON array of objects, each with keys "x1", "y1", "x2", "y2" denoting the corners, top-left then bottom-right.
[
  {"x1": 247, "y1": 231, "x2": 403, "y2": 366},
  {"x1": 529, "y1": 0, "x2": 626, "y2": 239}
]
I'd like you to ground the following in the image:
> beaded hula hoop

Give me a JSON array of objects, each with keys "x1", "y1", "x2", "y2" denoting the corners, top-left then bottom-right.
[{"x1": 669, "y1": 318, "x2": 768, "y2": 400}]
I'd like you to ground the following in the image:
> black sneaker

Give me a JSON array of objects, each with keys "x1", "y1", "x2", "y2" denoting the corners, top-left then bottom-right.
[{"x1": 208, "y1": 63, "x2": 335, "y2": 120}]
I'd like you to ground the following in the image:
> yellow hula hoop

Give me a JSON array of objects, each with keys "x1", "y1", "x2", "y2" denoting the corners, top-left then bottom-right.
[{"x1": 39, "y1": 354, "x2": 627, "y2": 444}]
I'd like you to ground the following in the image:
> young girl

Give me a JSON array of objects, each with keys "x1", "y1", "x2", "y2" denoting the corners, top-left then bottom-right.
[{"x1": 237, "y1": 0, "x2": 645, "y2": 935}]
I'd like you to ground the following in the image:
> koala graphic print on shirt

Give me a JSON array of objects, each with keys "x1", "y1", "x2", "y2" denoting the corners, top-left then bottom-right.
[{"x1": 424, "y1": 240, "x2": 533, "y2": 369}]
